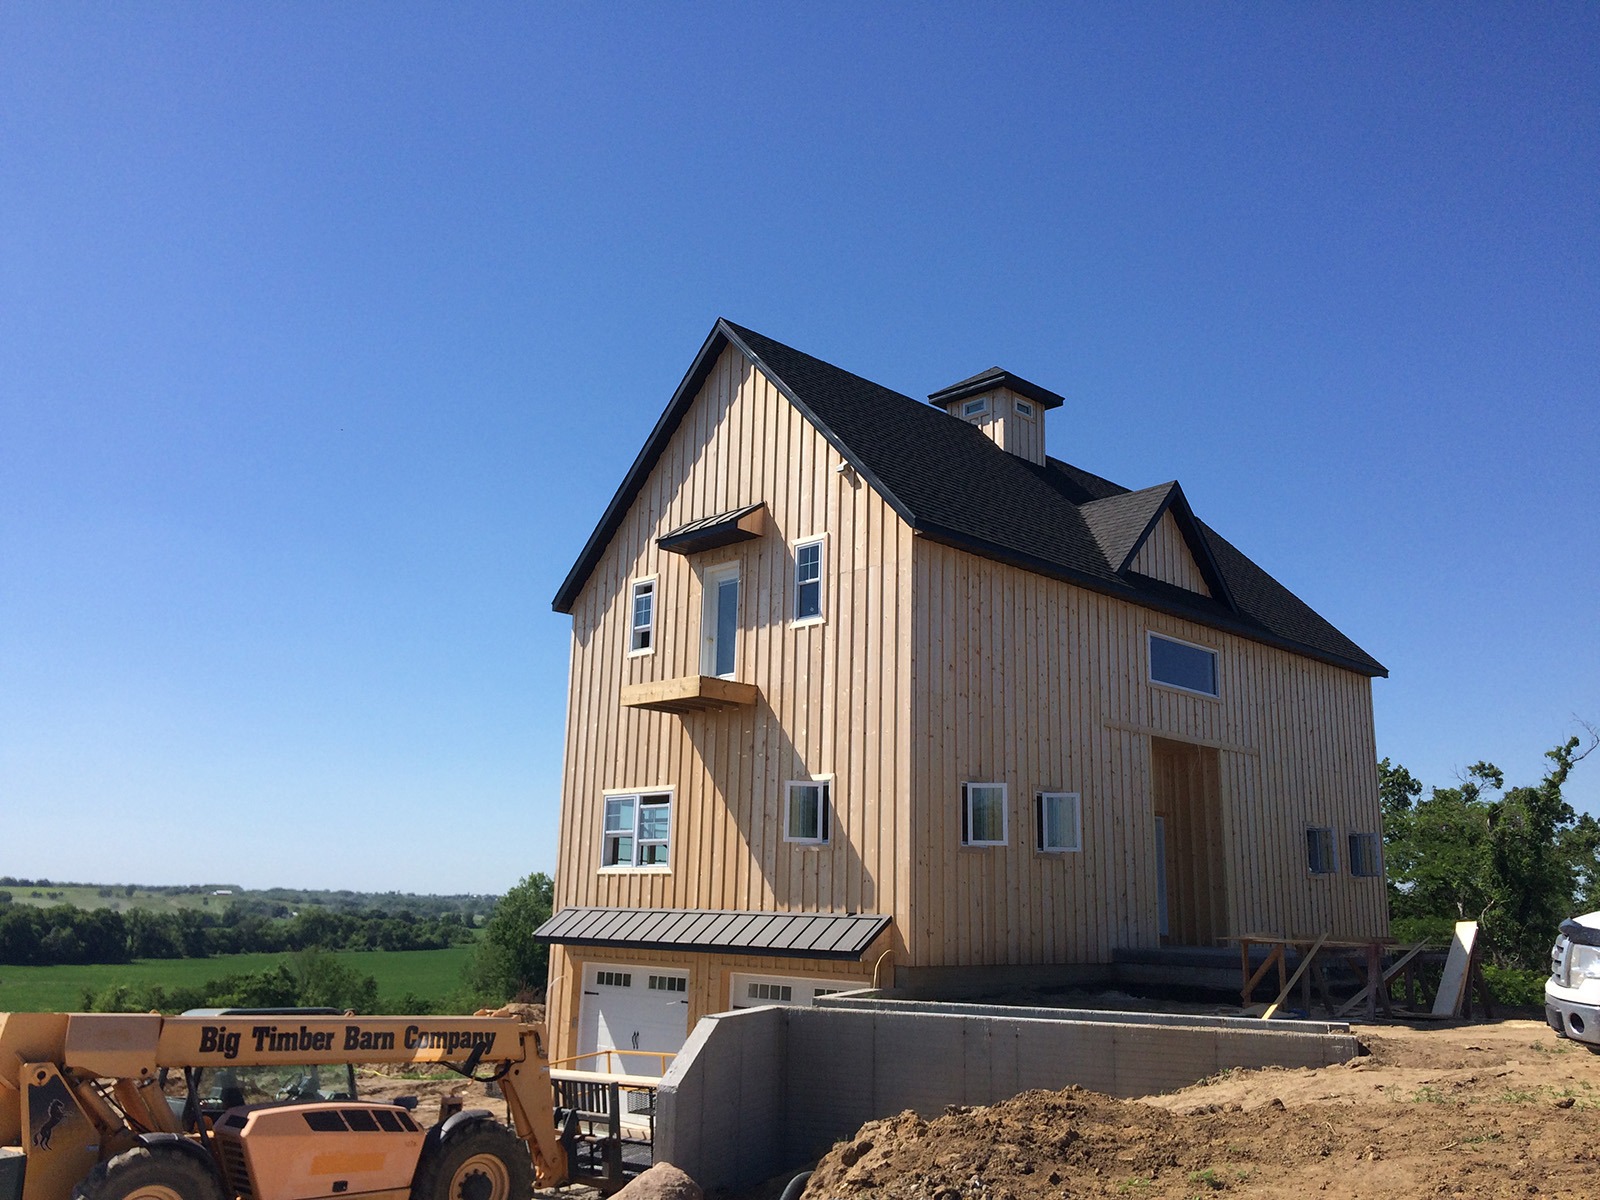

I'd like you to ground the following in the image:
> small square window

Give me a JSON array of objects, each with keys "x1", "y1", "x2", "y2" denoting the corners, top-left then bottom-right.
[
  {"x1": 794, "y1": 539, "x2": 824, "y2": 622},
  {"x1": 1036, "y1": 791, "x2": 1082, "y2": 852},
  {"x1": 629, "y1": 579, "x2": 655, "y2": 654},
  {"x1": 961, "y1": 782, "x2": 1008, "y2": 846},
  {"x1": 1348, "y1": 832, "x2": 1381, "y2": 877},
  {"x1": 602, "y1": 791, "x2": 672, "y2": 868},
  {"x1": 785, "y1": 780, "x2": 831, "y2": 843},
  {"x1": 1149, "y1": 634, "x2": 1218, "y2": 697},
  {"x1": 1306, "y1": 827, "x2": 1336, "y2": 875},
  {"x1": 961, "y1": 397, "x2": 989, "y2": 419}
]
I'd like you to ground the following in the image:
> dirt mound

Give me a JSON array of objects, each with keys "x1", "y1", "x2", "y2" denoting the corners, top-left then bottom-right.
[{"x1": 801, "y1": 1020, "x2": 1600, "y2": 1199}]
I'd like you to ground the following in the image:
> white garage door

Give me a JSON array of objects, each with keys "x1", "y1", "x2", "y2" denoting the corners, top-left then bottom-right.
[
  {"x1": 728, "y1": 972, "x2": 850, "y2": 1009},
  {"x1": 576, "y1": 963, "x2": 690, "y2": 1077}
]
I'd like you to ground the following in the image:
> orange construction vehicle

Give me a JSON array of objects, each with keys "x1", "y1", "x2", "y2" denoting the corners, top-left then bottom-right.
[{"x1": 0, "y1": 1008, "x2": 623, "y2": 1200}]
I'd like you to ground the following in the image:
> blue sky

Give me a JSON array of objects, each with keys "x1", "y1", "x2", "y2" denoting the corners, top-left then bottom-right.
[{"x1": 2, "y1": 4, "x2": 1595, "y2": 894}]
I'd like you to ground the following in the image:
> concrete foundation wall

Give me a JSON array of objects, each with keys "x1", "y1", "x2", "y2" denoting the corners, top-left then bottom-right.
[{"x1": 656, "y1": 1003, "x2": 1357, "y2": 1192}]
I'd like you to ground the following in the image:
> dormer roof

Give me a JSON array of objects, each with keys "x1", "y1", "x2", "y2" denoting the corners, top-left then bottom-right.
[{"x1": 552, "y1": 319, "x2": 1385, "y2": 678}]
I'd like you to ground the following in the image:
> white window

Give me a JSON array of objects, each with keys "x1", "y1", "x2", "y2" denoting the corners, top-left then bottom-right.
[
  {"x1": 1035, "y1": 791, "x2": 1082, "y2": 852},
  {"x1": 794, "y1": 538, "x2": 824, "y2": 622},
  {"x1": 1348, "y1": 832, "x2": 1381, "y2": 877},
  {"x1": 785, "y1": 779, "x2": 831, "y2": 844},
  {"x1": 1306, "y1": 827, "x2": 1336, "y2": 875},
  {"x1": 629, "y1": 578, "x2": 655, "y2": 654},
  {"x1": 1149, "y1": 633, "x2": 1219, "y2": 697},
  {"x1": 961, "y1": 397, "x2": 989, "y2": 419},
  {"x1": 1014, "y1": 399, "x2": 1035, "y2": 417},
  {"x1": 701, "y1": 563, "x2": 740, "y2": 678},
  {"x1": 602, "y1": 791, "x2": 672, "y2": 868},
  {"x1": 960, "y1": 782, "x2": 1008, "y2": 846}
]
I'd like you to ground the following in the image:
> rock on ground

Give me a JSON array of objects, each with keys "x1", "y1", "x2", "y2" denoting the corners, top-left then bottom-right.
[{"x1": 614, "y1": 1162, "x2": 704, "y2": 1200}]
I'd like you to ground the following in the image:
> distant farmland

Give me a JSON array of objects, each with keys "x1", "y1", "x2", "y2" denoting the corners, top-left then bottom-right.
[{"x1": 0, "y1": 946, "x2": 474, "y2": 1013}]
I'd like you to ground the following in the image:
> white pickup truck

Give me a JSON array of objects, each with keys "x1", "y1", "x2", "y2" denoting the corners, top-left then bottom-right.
[{"x1": 1546, "y1": 911, "x2": 1600, "y2": 1050}]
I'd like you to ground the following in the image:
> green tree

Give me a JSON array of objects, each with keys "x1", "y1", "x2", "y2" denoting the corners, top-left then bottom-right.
[
  {"x1": 1384, "y1": 732, "x2": 1597, "y2": 969},
  {"x1": 467, "y1": 873, "x2": 553, "y2": 1003}
]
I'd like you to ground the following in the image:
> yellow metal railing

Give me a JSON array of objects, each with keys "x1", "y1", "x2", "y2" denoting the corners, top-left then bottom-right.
[{"x1": 549, "y1": 1048, "x2": 675, "y2": 1075}]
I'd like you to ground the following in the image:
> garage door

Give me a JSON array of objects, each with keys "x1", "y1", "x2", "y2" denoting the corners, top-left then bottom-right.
[
  {"x1": 728, "y1": 972, "x2": 850, "y2": 1009},
  {"x1": 576, "y1": 963, "x2": 689, "y2": 1077}
]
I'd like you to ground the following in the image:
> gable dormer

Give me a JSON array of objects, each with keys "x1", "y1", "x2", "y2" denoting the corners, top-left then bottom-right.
[
  {"x1": 1078, "y1": 481, "x2": 1235, "y2": 610},
  {"x1": 927, "y1": 368, "x2": 1064, "y2": 466}
]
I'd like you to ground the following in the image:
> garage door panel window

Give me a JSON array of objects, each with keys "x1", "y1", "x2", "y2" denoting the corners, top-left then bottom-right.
[{"x1": 602, "y1": 791, "x2": 672, "y2": 868}]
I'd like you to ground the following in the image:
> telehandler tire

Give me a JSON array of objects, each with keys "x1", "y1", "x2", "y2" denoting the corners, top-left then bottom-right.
[
  {"x1": 410, "y1": 1120, "x2": 530, "y2": 1200},
  {"x1": 72, "y1": 1144, "x2": 226, "y2": 1200}
]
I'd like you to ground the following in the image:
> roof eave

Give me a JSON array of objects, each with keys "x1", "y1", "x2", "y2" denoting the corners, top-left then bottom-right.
[{"x1": 910, "y1": 521, "x2": 1387, "y2": 678}]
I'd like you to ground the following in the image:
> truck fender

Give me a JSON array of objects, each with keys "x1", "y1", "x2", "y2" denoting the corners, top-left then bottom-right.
[{"x1": 133, "y1": 1134, "x2": 219, "y2": 1174}]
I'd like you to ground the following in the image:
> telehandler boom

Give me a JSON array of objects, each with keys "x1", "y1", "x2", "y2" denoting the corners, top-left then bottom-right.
[{"x1": 0, "y1": 1010, "x2": 612, "y2": 1200}]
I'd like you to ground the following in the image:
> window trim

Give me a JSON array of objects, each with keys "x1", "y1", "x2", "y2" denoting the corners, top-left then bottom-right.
[
  {"x1": 628, "y1": 576, "x2": 657, "y2": 657},
  {"x1": 701, "y1": 562, "x2": 741, "y2": 679},
  {"x1": 1035, "y1": 790, "x2": 1083, "y2": 853},
  {"x1": 783, "y1": 777, "x2": 833, "y2": 845},
  {"x1": 1306, "y1": 825, "x2": 1337, "y2": 876},
  {"x1": 599, "y1": 788, "x2": 674, "y2": 872},
  {"x1": 1014, "y1": 398, "x2": 1035, "y2": 418},
  {"x1": 961, "y1": 396, "x2": 990, "y2": 419},
  {"x1": 792, "y1": 535, "x2": 826, "y2": 626},
  {"x1": 1147, "y1": 631, "x2": 1221, "y2": 699},
  {"x1": 1348, "y1": 831, "x2": 1382, "y2": 878},
  {"x1": 960, "y1": 781, "x2": 1009, "y2": 847}
]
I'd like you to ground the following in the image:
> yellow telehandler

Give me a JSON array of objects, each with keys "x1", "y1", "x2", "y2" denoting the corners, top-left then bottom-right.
[{"x1": 0, "y1": 1008, "x2": 623, "y2": 1200}]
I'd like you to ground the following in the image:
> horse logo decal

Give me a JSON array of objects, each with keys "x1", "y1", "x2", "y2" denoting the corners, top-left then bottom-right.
[{"x1": 32, "y1": 1098, "x2": 68, "y2": 1150}]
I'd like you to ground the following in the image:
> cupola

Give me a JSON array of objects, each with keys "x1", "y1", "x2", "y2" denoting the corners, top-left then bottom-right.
[{"x1": 928, "y1": 367, "x2": 1064, "y2": 466}]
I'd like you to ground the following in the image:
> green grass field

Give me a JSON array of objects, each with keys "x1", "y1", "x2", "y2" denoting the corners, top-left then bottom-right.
[
  {"x1": 3, "y1": 885, "x2": 238, "y2": 913},
  {"x1": 0, "y1": 946, "x2": 475, "y2": 1013}
]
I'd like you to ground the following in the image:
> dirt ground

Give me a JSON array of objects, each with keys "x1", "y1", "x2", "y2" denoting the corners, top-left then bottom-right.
[{"x1": 796, "y1": 1017, "x2": 1600, "y2": 1200}]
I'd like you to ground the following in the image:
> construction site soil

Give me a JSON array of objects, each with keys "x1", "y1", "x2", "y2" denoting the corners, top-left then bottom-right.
[
  {"x1": 373, "y1": 1005, "x2": 1598, "y2": 1198},
  {"x1": 793, "y1": 1018, "x2": 1599, "y2": 1200}
]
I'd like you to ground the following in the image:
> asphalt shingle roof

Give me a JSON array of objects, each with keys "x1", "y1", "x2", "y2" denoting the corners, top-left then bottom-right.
[{"x1": 553, "y1": 320, "x2": 1385, "y2": 677}]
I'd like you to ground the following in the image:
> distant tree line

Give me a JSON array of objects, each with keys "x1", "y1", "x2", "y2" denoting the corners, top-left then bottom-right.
[
  {"x1": 0, "y1": 879, "x2": 492, "y2": 919},
  {"x1": 0, "y1": 903, "x2": 476, "y2": 967}
]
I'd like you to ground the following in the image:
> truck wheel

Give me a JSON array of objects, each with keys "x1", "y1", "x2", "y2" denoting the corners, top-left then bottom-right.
[
  {"x1": 73, "y1": 1145, "x2": 225, "y2": 1200},
  {"x1": 411, "y1": 1121, "x2": 530, "y2": 1200}
]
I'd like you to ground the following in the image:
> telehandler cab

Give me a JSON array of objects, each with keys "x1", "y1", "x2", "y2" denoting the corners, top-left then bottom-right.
[{"x1": 0, "y1": 1009, "x2": 617, "y2": 1200}]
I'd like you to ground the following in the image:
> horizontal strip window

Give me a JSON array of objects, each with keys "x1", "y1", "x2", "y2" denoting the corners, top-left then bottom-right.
[{"x1": 1149, "y1": 633, "x2": 1218, "y2": 697}]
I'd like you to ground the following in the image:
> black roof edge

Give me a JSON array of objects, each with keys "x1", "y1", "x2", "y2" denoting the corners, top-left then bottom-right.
[
  {"x1": 717, "y1": 323, "x2": 919, "y2": 527},
  {"x1": 553, "y1": 319, "x2": 921, "y2": 614},
  {"x1": 1123, "y1": 483, "x2": 1238, "y2": 613},
  {"x1": 928, "y1": 368, "x2": 1065, "y2": 411},
  {"x1": 552, "y1": 321, "x2": 732, "y2": 614},
  {"x1": 910, "y1": 520, "x2": 1387, "y2": 678}
]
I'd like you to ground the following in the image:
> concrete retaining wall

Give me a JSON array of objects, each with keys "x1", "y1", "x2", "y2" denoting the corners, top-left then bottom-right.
[{"x1": 655, "y1": 1002, "x2": 1357, "y2": 1192}]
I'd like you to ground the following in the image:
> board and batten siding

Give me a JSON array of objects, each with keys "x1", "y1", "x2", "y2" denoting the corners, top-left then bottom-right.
[
  {"x1": 1130, "y1": 511, "x2": 1211, "y2": 596},
  {"x1": 908, "y1": 539, "x2": 1387, "y2": 968},
  {"x1": 554, "y1": 343, "x2": 914, "y2": 946}
]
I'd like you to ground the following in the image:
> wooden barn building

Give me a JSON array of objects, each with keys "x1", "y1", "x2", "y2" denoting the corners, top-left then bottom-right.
[{"x1": 535, "y1": 320, "x2": 1388, "y2": 1072}]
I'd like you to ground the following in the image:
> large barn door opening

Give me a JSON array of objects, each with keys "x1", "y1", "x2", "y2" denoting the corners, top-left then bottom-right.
[{"x1": 1150, "y1": 737, "x2": 1226, "y2": 946}]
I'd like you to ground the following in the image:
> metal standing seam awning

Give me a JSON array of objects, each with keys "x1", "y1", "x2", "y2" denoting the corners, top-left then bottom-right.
[
  {"x1": 532, "y1": 907, "x2": 891, "y2": 961},
  {"x1": 655, "y1": 503, "x2": 768, "y2": 555}
]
